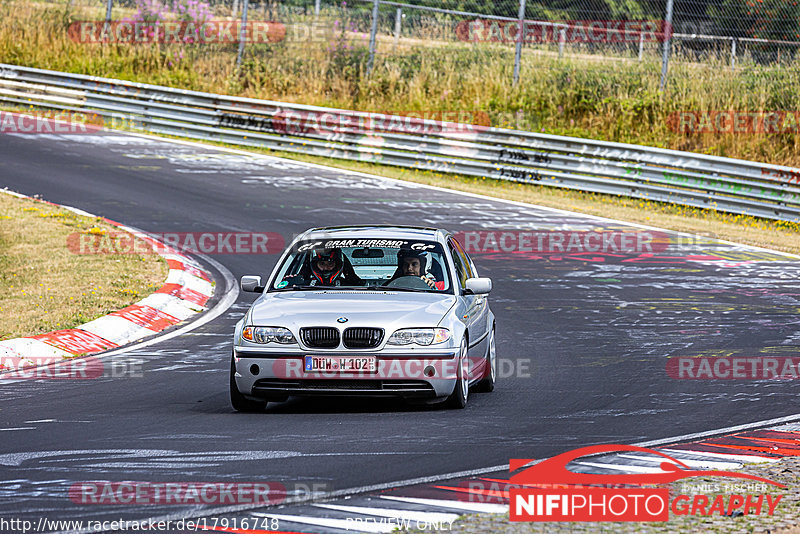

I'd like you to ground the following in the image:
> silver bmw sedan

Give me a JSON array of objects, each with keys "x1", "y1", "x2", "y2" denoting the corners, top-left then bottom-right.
[{"x1": 231, "y1": 225, "x2": 495, "y2": 411}]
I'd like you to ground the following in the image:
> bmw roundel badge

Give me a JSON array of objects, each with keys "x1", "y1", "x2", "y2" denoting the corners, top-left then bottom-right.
[{"x1": 337, "y1": 317, "x2": 348, "y2": 323}]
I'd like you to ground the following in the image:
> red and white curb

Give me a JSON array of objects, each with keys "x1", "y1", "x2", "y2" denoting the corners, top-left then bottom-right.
[{"x1": 0, "y1": 189, "x2": 214, "y2": 366}]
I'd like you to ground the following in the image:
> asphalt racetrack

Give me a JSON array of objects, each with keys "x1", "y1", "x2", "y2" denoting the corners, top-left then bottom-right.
[{"x1": 1, "y1": 130, "x2": 799, "y2": 530}]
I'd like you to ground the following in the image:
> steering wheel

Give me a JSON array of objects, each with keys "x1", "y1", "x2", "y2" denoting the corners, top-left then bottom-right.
[{"x1": 384, "y1": 275, "x2": 432, "y2": 290}]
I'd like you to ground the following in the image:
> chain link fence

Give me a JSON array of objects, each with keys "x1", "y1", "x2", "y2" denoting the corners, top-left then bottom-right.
[{"x1": 65, "y1": 0, "x2": 800, "y2": 86}]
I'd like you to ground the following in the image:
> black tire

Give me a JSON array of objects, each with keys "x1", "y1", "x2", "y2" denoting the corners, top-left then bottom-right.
[
  {"x1": 230, "y1": 356, "x2": 267, "y2": 412},
  {"x1": 445, "y1": 338, "x2": 469, "y2": 409},
  {"x1": 475, "y1": 327, "x2": 496, "y2": 393}
]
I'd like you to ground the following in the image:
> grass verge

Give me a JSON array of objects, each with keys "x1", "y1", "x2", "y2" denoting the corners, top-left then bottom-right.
[{"x1": 0, "y1": 191, "x2": 167, "y2": 340}]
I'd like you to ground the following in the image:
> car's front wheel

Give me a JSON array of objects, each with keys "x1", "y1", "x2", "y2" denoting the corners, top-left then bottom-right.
[
  {"x1": 445, "y1": 338, "x2": 469, "y2": 409},
  {"x1": 230, "y1": 355, "x2": 267, "y2": 412}
]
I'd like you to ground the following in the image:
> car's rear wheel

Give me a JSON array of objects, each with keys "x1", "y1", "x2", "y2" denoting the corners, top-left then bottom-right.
[
  {"x1": 230, "y1": 355, "x2": 267, "y2": 412},
  {"x1": 475, "y1": 326, "x2": 496, "y2": 393},
  {"x1": 445, "y1": 338, "x2": 469, "y2": 409}
]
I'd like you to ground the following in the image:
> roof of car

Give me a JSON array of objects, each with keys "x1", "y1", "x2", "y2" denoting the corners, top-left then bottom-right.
[{"x1": 301, "y1": 225, "x2": 446, "y2": 241}]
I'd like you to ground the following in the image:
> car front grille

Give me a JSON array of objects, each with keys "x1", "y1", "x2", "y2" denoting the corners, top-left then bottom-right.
[
  {"x1": 342, "y1": 327, "x2": 384, "y2": 349},
  {"x1": 300, "y1": 327, "x2": 340, "y2": 349}
]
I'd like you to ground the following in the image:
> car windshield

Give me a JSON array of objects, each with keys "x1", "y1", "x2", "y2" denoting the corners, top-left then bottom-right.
[{"x1": 270, "y1": 238, "x2": 452, "y2": 293}]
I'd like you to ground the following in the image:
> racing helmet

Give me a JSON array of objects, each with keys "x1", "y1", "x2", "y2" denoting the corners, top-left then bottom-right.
[
  {"x1": 309, "y1": 248, "x2": 344, "y2": 285},
  {"x1": 397, "y1": 248, "x2": 427, "y2": 275}
]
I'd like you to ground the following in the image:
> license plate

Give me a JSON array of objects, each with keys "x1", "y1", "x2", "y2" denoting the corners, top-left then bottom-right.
[{"x1": 304, "y1": 355, "x2": 377, "y2": 373}]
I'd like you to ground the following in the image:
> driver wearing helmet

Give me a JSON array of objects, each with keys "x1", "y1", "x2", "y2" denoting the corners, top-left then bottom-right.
[
  {"x1": 281, "y1": 248, "x2": 362, "y2": 287},
  {"x1": 389, "y1": 249, "x2": 438, "y2": 289},
  {"x1": 309, "y1": 248, "x2": 362, "y2": 286}
]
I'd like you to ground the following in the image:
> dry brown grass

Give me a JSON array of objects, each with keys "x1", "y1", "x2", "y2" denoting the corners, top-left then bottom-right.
[{"x1": 0, "y1": 191, "x2": 167, "y2": 340}]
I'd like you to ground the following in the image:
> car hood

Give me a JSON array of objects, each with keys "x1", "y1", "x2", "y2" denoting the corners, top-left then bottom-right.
[{"x1": 249, "y1": 290, "x2": 457, "y2": 331}]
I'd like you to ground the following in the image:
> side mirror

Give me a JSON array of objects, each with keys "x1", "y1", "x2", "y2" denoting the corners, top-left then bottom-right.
[
  {"x1": 241, "y1": 275, "x2": 264, "y2": 293},
  {"x1": 464, "y1": 277, "x2": 492, "y2": 295}
]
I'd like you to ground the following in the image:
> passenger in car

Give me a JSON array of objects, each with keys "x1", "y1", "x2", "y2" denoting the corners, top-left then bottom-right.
[{"x1": 389, "y1": 249, "x2": 443, "y2": 290}]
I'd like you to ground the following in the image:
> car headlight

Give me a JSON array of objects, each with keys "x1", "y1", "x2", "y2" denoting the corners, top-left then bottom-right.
[
  {"x1": 387, "y1": 328, "x2": 450, "y2": 346},
  {"x1": 242, "y1": 326, "x2": 297, "y2": 344}
]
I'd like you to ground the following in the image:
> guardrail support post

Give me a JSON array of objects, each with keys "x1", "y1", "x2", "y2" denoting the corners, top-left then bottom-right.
[
  {"x1": 659, "y1": 0, "x2": 674, "y2": 90},
  {"x1": 236, "y1": 0, "x2": 249, "y2": 68},
  {"x1": 731, "y1": 38, "x2": 737, "y2": 68},
  {"x1": 513, "y1": 0, "x2": 526, "y2": 85},
  {"x1": 638, "y1": 31, "x2": 644, "y2": 60},
  {"x1": 394, "y1": 8, "x2": 402, "y2": 49},
  {"x1": 367, "y1": 0, "x2": 379, "y2": 75},
  {"x1": 558, "y1": 27, "x2": 566, "y2": 58},
  {"x1": 104, "y1": 0, "x2": 112, "y2": 25},
  {"x1": 315, "y1": 0, "x2": 321, "y2": 17}
]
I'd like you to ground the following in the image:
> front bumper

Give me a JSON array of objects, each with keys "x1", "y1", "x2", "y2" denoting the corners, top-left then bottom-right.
[{"x1": 233, "y1": 348, "x2": 459, "y2": 400}]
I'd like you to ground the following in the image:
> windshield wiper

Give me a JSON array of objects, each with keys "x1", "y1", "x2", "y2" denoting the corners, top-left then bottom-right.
[{"x1": 365, "y1": 285, "x2": 429, "y2": 293}]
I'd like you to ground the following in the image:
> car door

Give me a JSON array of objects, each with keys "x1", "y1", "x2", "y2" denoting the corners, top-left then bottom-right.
[{"x1": 448, "y1": 237, "x2": 489, "y2": 381}]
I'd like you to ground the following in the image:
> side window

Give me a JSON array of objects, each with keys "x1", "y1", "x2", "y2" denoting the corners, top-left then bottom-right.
[
  {"x1": 451, "y1": 238, "x2": 475, "y2": 279},
  {"x1": 448, "y1": 239, "x2": 469, "y2": 289}
]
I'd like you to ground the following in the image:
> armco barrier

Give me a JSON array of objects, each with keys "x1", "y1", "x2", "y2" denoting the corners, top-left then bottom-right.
[{"x1": 1, "y1": 64, "x2": 799, "y2": 222}]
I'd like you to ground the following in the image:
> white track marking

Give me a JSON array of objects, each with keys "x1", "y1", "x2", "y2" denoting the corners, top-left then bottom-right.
[
  {"x1": 634, "y1": 412, "x2": 800, "y2": 449},
  {"x1": 659, "y1": 449, "x2": 780, "y2": 464},
  {"x1": 137, "y1": 293, "x2": 201, "y2": 320},
  {"x1": 164, "y1": 269, "x2": 214, "y2": 296},
  {"x1": 313, "y1": 503, "x2": 459, "y2": 523},
  {"x1": 380, "y1": 495, "x2": 507, "y2": 514},
  {"x1": 616, "y1": 453, "x2": 741, "y2": 470},
  {"x1": 78, "y1": 315, "x2": 158, "y2": 346},
  {"x1": 575, "y1": 461, "x2": 675, "y2": 474},
  {"x1": 0, "y1": 338, "x2": 73, "y2": 361}
]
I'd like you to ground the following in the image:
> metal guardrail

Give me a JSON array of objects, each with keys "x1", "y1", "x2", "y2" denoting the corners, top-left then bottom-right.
[{"x1": 1, "y1": 63, "x2": 799, "y2": 223}]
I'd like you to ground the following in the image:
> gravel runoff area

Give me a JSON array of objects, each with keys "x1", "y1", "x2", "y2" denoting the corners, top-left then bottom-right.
[{"x1": 418, "y1": 457, "x2": 799, "y2": 534}]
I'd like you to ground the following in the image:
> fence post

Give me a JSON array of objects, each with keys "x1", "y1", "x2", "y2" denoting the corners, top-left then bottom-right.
[
  {"x1": 558, "y1": 27, "x2": 566, "y2": 58},
  {"x1": 513, "y1": 0, "x2": 526, "y2": 85},
  {"x1": 394, "y1": 7, "x2": 402, "y2": 49},
  {"x1": 730, "y1": 38, "x2": 737, "y2": 68},
  {"x1": 659, "y1": 0, "x2": 674, "y2": 90},
  {"x1": 315, "y1": 0, "x2": 320, "y2": 17},
  {"x1": 367, "y1": 0, "x2": 379, "y2": 75},
  {"x1": 638, "y1": 31, "x2": 644, "y2": 60},
  {"x1": 232, "y1": 0, "x2": 239, "y2": 19},
  {"x1": 105, "y1": 0, "x2": 112, "y2": 25},
  {"x1": 236, "y1": 0, "x2": 249, "y2": 68}
]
